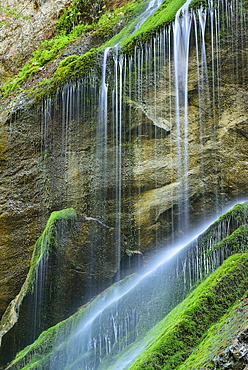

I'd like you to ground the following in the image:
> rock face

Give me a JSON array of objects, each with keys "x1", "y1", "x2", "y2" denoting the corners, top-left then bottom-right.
[
  {"x1": 0, "y1": 0, "x2": 69, "y2": 75},
  {"x1": 214, "y1": 327, "x2": 248, "y2": 370}
]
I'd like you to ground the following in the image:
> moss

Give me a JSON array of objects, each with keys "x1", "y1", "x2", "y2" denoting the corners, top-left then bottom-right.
[
  {"x1": 129, "y1": 253, "x2": 248, "y2": 369},
  {"x1": 121, "y1": 0, "x2": 186, "y2": 55},
  {"x1": 33, "y1": 48, "x2": 98, "y2": 99},
  {"x1": 207, "y1": 224, "x2": 248, "y2": 256},
  {"x1": 218, "y1": 202, "x2": 248, "y2": 224},
  {"x1": 1, "y1": 0, "x2": 186, "y2": 99},
  {"x1": 178, "y1": 290, "x2": 248, "y2": 369},
  {"x1": 23, "y1": 208, "x2": 77, "y2": 295}
]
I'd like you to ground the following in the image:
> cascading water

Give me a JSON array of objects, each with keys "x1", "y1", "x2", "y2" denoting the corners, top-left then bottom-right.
[
  {"x1": 96, "y1": 0, "x2": 170, "y2": 275},
  {"x1": 7, "y1": 0, "x2": 246, "y2": 367},
  {"x1": 133, "y1": 0, "x2": 164, "y2": 33}
]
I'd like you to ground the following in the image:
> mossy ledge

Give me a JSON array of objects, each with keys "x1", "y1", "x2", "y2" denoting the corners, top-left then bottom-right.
[
  {"x1": 0, "y1": 209, "x2": 77, "y2": 351},
  {"x1": 129, "y1": 253, "x2": 248, "y2": 370},
  {"x1": 177, "y1": 289, "x2": 248, "y2": 369},
  {"x1": 31, "y1": 0, "x2": 216, "y2": 101}
]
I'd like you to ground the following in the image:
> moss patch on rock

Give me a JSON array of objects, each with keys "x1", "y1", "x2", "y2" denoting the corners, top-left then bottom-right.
[
  {"x1": 0, "y1": 209, "x2": 77, "y2": 364},
  {"x1": 24, "y1": 208, "x2": 77, "y2": 294},
  {"x1": 177, "y1": 290, "x2": 248, "y2": 369},
  {"x1": 129, "y1": 253, "x2": 248, "y2": 369}
]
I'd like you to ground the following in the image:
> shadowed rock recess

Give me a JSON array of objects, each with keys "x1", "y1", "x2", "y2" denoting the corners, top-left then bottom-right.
[{"x1": 0, "y1": 0, "x2": 247, "y2": 368}]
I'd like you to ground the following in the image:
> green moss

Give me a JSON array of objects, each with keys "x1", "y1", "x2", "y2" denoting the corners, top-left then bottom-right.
[
  {"x1": 24, "y1": 208, "x2": 77, "y2": 295},
  {"x1": 33, "y1": 48, "x2": 98, "y2": 99},
  {"x1": 1, "y1": 0, "x2": 186, "y2": 98},
  {"x1": 218, "y1": 202, "x2": 248, "y2": 224},
  {"x1": 206, "y1": 224, "x2": 248, "y2": 257},
  {"x1": 178, "y1": 289, "x2": 248, "y2": 369},
  {"x1": 130, "y1": 253, "x2": 248, "y2": 369},
  {"x1": 121, "y1": 0, "x2": 186, "y2": 54}
]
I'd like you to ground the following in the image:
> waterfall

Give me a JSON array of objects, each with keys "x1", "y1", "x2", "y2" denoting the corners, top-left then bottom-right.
[
  {"x1": 13, "y1": 0, "x2": 247, "y2": 367},
  {"x1": 38, "y1": 0, "x2": 247, "y2": 262},
  {"x1": 133, "y1": 0, "x2": 164, "y2": 33},
  {"x1": 36, "y1": 0, "x2": 247, "y2": 287}
]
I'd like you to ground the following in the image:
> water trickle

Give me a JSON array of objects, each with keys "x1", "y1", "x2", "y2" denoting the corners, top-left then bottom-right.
[
  {"x1": 133, "y1": 0, "x2": 164, "y2": 33},
  {"x1": 173, "y1": 0, "x2": 193, "y2": 231}
]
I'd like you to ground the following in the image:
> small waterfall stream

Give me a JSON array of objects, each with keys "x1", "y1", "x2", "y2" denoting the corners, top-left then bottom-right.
[{"x1": 173, "y1": 0, "x2": 193, "y2": 231}]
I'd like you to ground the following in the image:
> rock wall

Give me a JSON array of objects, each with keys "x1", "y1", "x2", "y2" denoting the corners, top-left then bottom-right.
[{"x1": 0, "y1": 0, "x2": 69, "y2": 75}]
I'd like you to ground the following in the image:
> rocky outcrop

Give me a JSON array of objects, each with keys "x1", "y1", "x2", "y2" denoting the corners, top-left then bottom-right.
[
  {"x1": 213, "y1": 324, "x2": 248, "y2": 369},
  {"x1": 0, "y1": 208, "x2": 126, "y2": 367},
  {"x1": 0, "y1": 0, "x2": 69, "y2": 75}
]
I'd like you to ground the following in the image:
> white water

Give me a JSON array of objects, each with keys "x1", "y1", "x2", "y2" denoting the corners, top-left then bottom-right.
[
  {"x1": 133, "y1": 0, "x2": 164, "y2": 33},
  {"x1": 96, "y1": 0, "x2": 168, "y2": 276},
  {"x1": 173, "y1": 0, "x2": 192, "y2": 231}
]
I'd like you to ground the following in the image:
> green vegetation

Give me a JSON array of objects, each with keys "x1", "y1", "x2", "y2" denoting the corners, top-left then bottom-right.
[
  {"x1": 1, "y1": 0, "x2": 193, "y2": 98},
  {"x1": 198, "y1": 201, "x2": 248, "y2": 257},
  {"x1": 0, "y1": 0, "x2": 144, "y2": 98},
  {"x1": 177, "y1": 290, "x2": 248, "y2": 369},
  {"x1": 34, "y1": 48, "x2": 98, "y2": 98},
  {"x1": 24, "y1": 208, "x2": 77, "y2": 295},
  {"x1": 130, "y1": 253, "x2": 248, "y2": 369},
  {"x1": 121, "y1": 0, "x2": 186, "y2": 53},
  {"x1": 0, "y1": 0, "x2": 234, "y2": 98}
]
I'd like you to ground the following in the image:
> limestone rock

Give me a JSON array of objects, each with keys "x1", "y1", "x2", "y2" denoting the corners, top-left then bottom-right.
[{"x1": 0, "y1": 0, "x2": 68, "y2": 74}]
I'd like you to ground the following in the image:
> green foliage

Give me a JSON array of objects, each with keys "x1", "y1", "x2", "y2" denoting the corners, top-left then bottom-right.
[
  {"x1": 24, "y1": 208, "x2": 77, "y2": 294},
  {"x1": 0, "y1": 0, "x2": 223, "y2": 98},
  {"x1": 130, "y1": 253, "x2": 248, "y2": 369},
  {"x1": 178, "y1": 289, "x2": 248, "y2": 369},
  {"x1": 121, "y1": 0, "x2": 186, "y2": 54},
  {"x1": 56, "y1": 0, "x2": 102, "y2": 35},
  {"x1": 0, "y1": 0, "x2": 138, "y2": 97}
]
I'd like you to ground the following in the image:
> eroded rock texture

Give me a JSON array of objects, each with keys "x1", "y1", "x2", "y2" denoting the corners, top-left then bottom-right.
[{"x1": 0, "y1": 0, "x2": 69, "y2": 75}]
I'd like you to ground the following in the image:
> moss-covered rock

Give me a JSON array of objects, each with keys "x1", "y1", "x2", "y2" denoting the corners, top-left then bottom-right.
[
  {"x1": 0, "y1": 208, "x2": 125, "y2": 368},
  {"x1": 130, "y1": 253, "x2": 248, "y2": 369}
]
